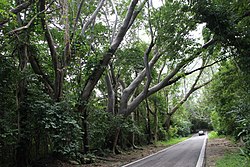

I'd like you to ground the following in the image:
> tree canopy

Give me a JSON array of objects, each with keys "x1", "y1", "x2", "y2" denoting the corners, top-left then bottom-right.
[{"x1": 0, "y1": 0, "x2": 250, "y2": 166}]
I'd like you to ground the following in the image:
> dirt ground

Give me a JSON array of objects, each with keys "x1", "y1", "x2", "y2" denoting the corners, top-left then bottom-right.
[
  {"x1": 205, "y1": 138, "x2": 241, "y2": 167},
  {"x1": 80, "y1": 145, "x2": 166, "y2": 167},
  {"x1": 41, "y1": 138, "x2": 240, "y2": 167}
]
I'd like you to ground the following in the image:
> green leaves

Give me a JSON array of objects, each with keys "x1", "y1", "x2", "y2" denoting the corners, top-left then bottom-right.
[
  {"x1": 152, "y1": 1, "x2": 199, "y2": 61},
  {"x1": 204, "y1": 59, "x2": 250, "y2": 154}
]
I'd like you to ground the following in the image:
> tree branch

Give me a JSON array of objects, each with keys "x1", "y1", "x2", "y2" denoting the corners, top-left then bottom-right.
[
  {"x1": 8, "y1": 0, "x2": 55, "y2": 34},
  {"x1": 72, "y1": 0, "x2": 85, "y2": 39},
  {"x1": 78, "y1": 0, "x2": 142, "y2": 110},
  {"x1": 122, "y1": 38, "x2": 217, "y2": 116},
  {"x1": 28, "y1": 53, "x2": 54, "y2": 97},
  {"x1": 143, "y1": 40, "x2": 154, "y2": 95},
  {"x1": 119, "y1": 50, "x2": 162, "y2": 114},
  {"x1": 0, "y1": 1, "x2": 33, "y2": 27},
  {"x1": 81, "y1": 0, "x2": 106, "y2": 35},
  {"x1": 10, "y1": 1, "x2": 32, "y2": 14},
  {"x1": 110, "y1": 0, "x2": 118, "y2": 43}
]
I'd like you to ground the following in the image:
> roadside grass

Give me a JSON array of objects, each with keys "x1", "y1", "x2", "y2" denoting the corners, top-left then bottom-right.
[
  {"x1": 156, "y1": 136, "x2": 189, "y2": 147},
  {"x1": 208, "y1": 131, "x2": 237, "y2": 143},
  {"x1": 208, "y1": 131, "x2": 250, "y2": 166},
  {"x1": 216, "y1": 152, "x2": 250, "y2": 167},
  {"x1": 208, "y1": 131, "x2": 225, "y2": 139}
]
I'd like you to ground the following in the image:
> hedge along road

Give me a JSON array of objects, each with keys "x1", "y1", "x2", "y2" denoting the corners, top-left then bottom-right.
[{"x1": 122, "y1": 133, "x2": 207, "y2": 167}]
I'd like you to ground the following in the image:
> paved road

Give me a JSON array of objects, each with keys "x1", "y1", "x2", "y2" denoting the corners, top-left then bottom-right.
[{"x1": 122, "y1": 134, "x2": 206, "y2": 167}]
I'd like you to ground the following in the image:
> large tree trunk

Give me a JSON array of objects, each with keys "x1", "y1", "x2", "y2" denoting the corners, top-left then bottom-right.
[
  {"x1": 131, "y1": 112, "x2": 137, "y2": 148},
  {"x1": 81, "y1": 107, "x2": 89, "y2": 154},
  {"x1": 146, "y1": 100, "x2": 152, "y2": 144},
  {"x1": 105, "y1": 73, "x2": 115, "y2": 114},
  {"x1": 112, "y1": 127, "x2": 121, "y2": 154},
  {"x1": 16, "y1": 44, "x2": 30, "y2": 167},
  {"x1": 163, "y1": 113, "x2": 172, "y2": 131},
  {"x1": 153, "y1": 98, "x2": 158, "y2": 142}
]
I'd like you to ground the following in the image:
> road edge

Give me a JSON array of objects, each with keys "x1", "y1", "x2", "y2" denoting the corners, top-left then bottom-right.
[
  {"x1": 121, "y1": 137, "x2": 193, "y2": 167},
  {"x1": 195, "y1": 133, "x2": 208, "y2": 167}
]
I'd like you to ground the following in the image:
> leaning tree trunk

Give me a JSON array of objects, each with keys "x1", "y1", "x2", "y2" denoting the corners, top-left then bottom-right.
[
  {"x1": 164, "y1": 113, "x2": 172, "y2": 131},
  {"x1": 78, "y1": 105, "x2": 89, "y2": 154}
]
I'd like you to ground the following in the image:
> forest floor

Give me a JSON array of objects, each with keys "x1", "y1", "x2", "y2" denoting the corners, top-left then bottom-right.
[{"x1": 41, "y1": 137, "x2": 241, "y2": 167}]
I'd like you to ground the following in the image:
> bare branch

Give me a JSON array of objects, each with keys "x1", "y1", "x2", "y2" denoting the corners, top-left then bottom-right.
[
  {"x1": 158, "y1": 58, "x2": 166, "y2": 83},
  {"x1": 81, "y1": 0, "x2": 106, "y2": 35},
  {"x1": 119, "y1": 51, "x2": 162, "y2": 114},
  {"x1": 122, "y1": 38, "x2": 217, "y2": 116},
  {"x1": 72, "y1": 0, "x2": 85, "y2": 38},
  {"x1": 143, "y1": 40, "x2": 154, "y2": 93},
  {"x1": 28, "y1": 53, "x2": 54, "y2": 97},
  {"x1": 146, "y1": 98, "x2": 155, "y2": 116},
  {"x1": 8, "y1": 0, "x2": 55, "y2": 34},
  {"x1": 10, "y1": 1, "x2": 32, "y2": 14},
  {"x1": 110, "y1": 0, "x2": 118, "y2": 43},
  {"x1": 142, "y1": 1, "x2": 155, "y2": 96},
  {"x1": 127, "y1": 0, "x2": 148, "y2": 30},
  {"x1": 78, "y1": 0, "x2": 141, "y2": 110},
  {"x1": 0, "y1": 1, "x2": 32, "y2": 26}
]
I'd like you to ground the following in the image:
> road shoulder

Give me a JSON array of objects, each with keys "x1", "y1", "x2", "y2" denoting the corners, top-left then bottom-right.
[{"x1": 205, "y1": 138, "x2": 240, "y2": 167}]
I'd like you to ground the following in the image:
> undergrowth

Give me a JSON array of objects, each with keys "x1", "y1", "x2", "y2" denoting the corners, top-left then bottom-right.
[{"x1": 156, "y1": 136, "x2": 189, "y2": 146}]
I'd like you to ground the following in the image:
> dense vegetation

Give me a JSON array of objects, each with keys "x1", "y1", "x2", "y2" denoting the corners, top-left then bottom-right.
[{"x1": 0, "y1": 0, "x2": 249, "y2": 166}]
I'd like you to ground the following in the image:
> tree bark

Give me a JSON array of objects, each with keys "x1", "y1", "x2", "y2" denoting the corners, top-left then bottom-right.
[
  {"x1": 120, "y1": 38, "x2": 217, "y2": 116},
  {"x1": 153, "y1": 98, "x2": 158, "y2": 142},
  {"x1": 81, "y1": 109, "x2": 89, "y2": 154},
  {"x1": 105, "y1": 73, "x2": 115, "y2": 114},
  {"x1": 163, "y1": 113, "x2": 172, "y2": 131},
  {"x1": 79, "y1": 0, "x2": 142, "y2": 107},
  {"x1": 112, "y1": 127, "x2": 121, "y2": 154},
  {"x1": 146, "y1": 101, "x2": 152, "y2": 144},
  {"x1": 40, "y1": 0, "x2": 64, "y2": 102},
  {"x1": 163, "y1": 58, "x2": 212, "y2": 130},
  {"x1": 16, "y1": 44, "x2": 30, "y2": 167}
]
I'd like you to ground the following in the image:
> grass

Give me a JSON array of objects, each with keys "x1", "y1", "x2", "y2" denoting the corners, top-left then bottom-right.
[
  {"x1": 156, "y1": 136, "x2": 189, "y2": 147},
  {"x1": 208, "y1": 131, "x2": 225, "y2": 139},
  {"x1": 216, "y1": 152, "x2": 250, "y2": 167},
  {"x1": 208, "y1": 131, "x2": 250, "y2": 166}
]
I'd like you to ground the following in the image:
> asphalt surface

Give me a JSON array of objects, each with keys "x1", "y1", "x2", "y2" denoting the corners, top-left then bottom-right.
[{"x1": 122, "y1": 134, "x2": 206, "y2": 167}]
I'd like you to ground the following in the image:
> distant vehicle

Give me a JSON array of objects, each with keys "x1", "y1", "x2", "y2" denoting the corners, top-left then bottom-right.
[{"x1": 198, "y1": 130, "x2": 205, "y2": 136}]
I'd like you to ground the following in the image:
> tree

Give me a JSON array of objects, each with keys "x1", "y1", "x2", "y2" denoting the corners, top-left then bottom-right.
[
  {"x1": 193, "y1": 0, "x2": 250, "y2": 156},
  {"x1": 1, "y1": 0, "x2": 153, "y2": 162}
]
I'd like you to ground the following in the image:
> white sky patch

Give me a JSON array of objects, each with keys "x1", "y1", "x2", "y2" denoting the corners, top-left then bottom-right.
[
  {"x1": 152, "y1": 0, "x2": 164, "y2": 8},
  {"x1": 189, "y1": 23, "x2": 206, "y2": 45}
]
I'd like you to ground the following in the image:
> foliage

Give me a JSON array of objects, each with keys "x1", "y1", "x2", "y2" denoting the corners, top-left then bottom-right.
[
  {"x1": 88, "y1": 109, "x2": 144, "y2": 151},
  {"x1": 156, "y1": 136, "x2": 189, "y2": 147},
  {"x1": 26, "y1": 87, "x2": 83, "y2": 159},
  {"x1": 193, "y1": 0, "x2": 250, "y2": 154},
  {"x1": 204, "y1": 61, "x2": 250, "y2": 155},
  {"x1": 0, "y1": 55, "x2": 18, "y2": 165},
  {"x1": 172, "y1": 106, "x2": 192, "y2": 137},
  {"x1": 208, "y1": 131, "x2": 225, "y2": 139},
  {"x1": 152, "y1": 0, "x2": 200, "y2": 61}
]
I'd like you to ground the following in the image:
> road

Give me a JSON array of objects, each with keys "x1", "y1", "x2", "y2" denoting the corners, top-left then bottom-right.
[{"x1": 122, "y1": 134, "x2": 207, "y2": 167}]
